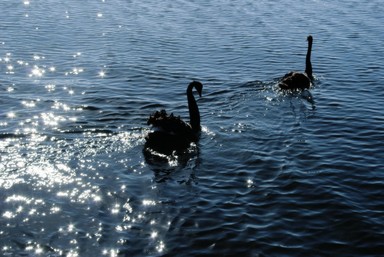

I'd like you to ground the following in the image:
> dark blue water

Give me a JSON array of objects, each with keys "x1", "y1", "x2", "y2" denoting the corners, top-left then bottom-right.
[{"x1": 1, "y1": 0, "x2": 383, "y2": 256}]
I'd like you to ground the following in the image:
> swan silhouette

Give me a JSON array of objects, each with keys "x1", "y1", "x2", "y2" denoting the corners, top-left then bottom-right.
[
  {"x1": 144, "y1": 81, "x2": 203, "y2": 155},
  {"x1": 279, "y1": 35, "x2": 313, "y2": 90}
]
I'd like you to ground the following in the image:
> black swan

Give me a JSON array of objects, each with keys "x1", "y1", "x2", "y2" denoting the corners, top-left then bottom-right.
[
  {"x1": 279, "y1": 35, "x2": 313, "y2": 90},
  {"x1": 144, "y1": 81, "x2": 203, "y2": 155}
]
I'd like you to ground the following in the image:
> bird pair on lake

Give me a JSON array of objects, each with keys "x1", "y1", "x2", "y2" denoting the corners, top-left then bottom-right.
[{"x1": 145, "y1": 35, "x2": 314, "y2": 155}]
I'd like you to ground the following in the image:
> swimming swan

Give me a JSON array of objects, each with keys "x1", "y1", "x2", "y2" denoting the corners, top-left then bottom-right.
[
  {"x1": 279, "y1": 35, "x2": 313, "y2": 90},
  {"x1": 145, "y1": 81, "x2": 203, "y2": 154}
]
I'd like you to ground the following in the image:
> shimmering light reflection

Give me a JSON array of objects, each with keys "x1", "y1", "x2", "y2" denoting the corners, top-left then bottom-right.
[
  {"x1": 102, "y1": 249, "x2": 119, "y2": 257},
  {"x1": 246, "y1": 179, "x2": 254, "y2": 188},
  {"x1": 25, "y1": 244, "x2": 44, "y2": 255},
  {"x1": 33, "y1": 55, "x2": 44, "y2": 60},
  {"x1": 151, "y1": 231, "x2": 158, "y2": 239},
  {"x1": 41, "y1": 112, "x2": 64, "y2": 126},
  {"x1": 29, "y1": 65, "x2": 45, "y2": 77},
  {"x1": 2, "y1": 195, "x2": 51, "y2": 223},
  {"x1": 45, "y1": 84, "x2": 56, "y2": 92},
  {"x1": 22, "y1": 99, "x2": 39, "y2": 108},
  {"x1": 65, "y1": 67, "x2": 84, "y2": 76},
  {"x1": 142, "y1": 199, "x2": 156, "y2": 206},
  {"x1": 7, "y1": 112, "x2": 16, "y2": 118},
  {"x1": 65, "y1": 250, "x2": 79, "y2": 257},
  {"x1": 93, "y1": 195, "x2": 102, "y2": 202},
  {"x1": 111, "y1": 204, "x2": 120, "y2": 214},
  {"x1": 50, "y1": 206, "x2": 61, "y2": 214},
  {"x1": 51, "y1": 101, "x2": 71, "y2": 111},
  {"x1": 156, "y1": 241, "x2": 165, "y2": 253},
  {"x1": 6, "y1": 65, "x2": 14, "y2": 74},
  {"x1": 1, "y1": 129, "x2": 143, "y2": 254},
  {"x1": 26, "y1": 162, "x2": 74, "y2": 186},
  {"x1": 2, "y1": 211, "x2": 15, "y2": 219},
  {"x1": 5, "y1": 195, "x2": 32, "y2": 204},
  {"x1": 68, "y1": 223, "x2": 75, "y2": 233},
  {"x1": 3, "y1": 53, "x2": 11, "y2": 62},
  {"x1": 117, "y1": 198, "x2": 169, "y2": 254}
]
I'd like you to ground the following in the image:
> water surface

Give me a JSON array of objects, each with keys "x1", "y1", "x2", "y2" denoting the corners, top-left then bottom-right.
[{"x1": 1, "y1": 0, "x2": 384, "y2": 256}]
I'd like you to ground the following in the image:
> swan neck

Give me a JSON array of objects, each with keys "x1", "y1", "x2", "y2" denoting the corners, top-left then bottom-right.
[
  {"x1": 305, "y1": 39, "x2": 313, "y2": 80},
  {"x1": 187, "y1": 85, "x2": 200, "y2": 132}
]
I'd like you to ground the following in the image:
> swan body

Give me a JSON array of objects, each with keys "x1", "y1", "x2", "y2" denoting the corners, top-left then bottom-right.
[
  {"x1": 145, "y1": 81, "x2": 203, "y2": 154},
  {"x1": 279, "y1": 35, "x2": 313, "y2": 90}
]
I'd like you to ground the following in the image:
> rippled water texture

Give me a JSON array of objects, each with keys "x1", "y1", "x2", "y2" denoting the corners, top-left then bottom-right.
[{"x1": 1, "y1": 0, "x2": 384, "y2": 256}]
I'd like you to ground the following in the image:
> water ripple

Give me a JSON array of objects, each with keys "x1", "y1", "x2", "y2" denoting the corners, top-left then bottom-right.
[{"x1": 1, "y1": 0, "x2": 384, "y2": 256}]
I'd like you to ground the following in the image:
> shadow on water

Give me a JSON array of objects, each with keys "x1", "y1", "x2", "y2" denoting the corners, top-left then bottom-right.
[{"x1": 143, "y1": 143, "x2": 200, "y2": 184}]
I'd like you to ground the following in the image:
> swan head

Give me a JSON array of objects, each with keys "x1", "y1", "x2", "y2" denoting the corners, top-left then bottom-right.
[
  {"x1": 189, "y1": 81, "x2": 203, "y2": 97},
  {"x1": 307, "y1": 35, "x2": 313, "y2": 43}
]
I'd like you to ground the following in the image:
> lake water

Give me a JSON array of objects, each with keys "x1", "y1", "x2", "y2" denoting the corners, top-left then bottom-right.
[{"x1": 1, "y1": 0, "x2": 383, "y2": 256}]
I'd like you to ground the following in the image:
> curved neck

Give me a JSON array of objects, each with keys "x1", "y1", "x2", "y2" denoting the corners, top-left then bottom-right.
[
  {"x1": 187, "y1": 84, "x2": 200, "y2": 132},
  {"x1": 305, "y1": 39, "x2": 313, "y2": 80}
]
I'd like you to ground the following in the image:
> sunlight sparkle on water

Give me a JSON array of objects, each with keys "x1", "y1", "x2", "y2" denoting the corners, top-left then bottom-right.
[
  {"x1": 66, "y1": 67, "x2": 84, "y2": 76},
  {"x1": 68, "y1": 223, "x2": 75, "y2": 232},
  {"x1": 66, "y1": 250, "x2": 80, "y2": 257},
  {"x1": 5, "y1": 195, "x2": 32, "y2": 203},
  {"x1": 29, "y1": 65, "x2": 45, "y2": 77},
  {"x1": 51, "y1": 101, "x2": 71, "y2": 111},
  {"x1": 99, "y1": 71, "x2": 106, "y2": 77},
  {"x1": 7, "y1": 112, "x2": 16, "y2": 118},
  {"x1": 142, "y1": 199, "x2": 156, "y2": 206},
  {"x1": 6, "y1": 65, "x2": 14, "y2": 74},
  {"x1": 41, "y1": 112, "x2": 63, "y2": 126},
  {"x1": 111, "y1": 204, "x2": 120, "y2": 214},
  {"x1": 2, "y1": 211, "x2": 15, "y2": 219},
  {"x1": 3, "y1": 53, "x2": 11, "y2": 62},
  {"x1": 156, "y1": 241, "x2": 165, "y2": 253},
  {"x1": 22, "y1": 100, "x2": 38, "y2": 108},
  {"x1": 26, "y1": 162, "x2": 75, "y2": 187},
  {"x1": 33, "y1": 55, "x2": 44, "y2": 60},
  {"x1": 151, "y1": 231, "x2": 158, "y2": 239},
  {"x1": 102, "y1": 249, "x2": 119, "y2": 257},
  {"x1": 50, "y1": 206, "x2": 61, "y2": 214},
  {"x1": 93, "y1": 195, "x2": 102, "y2": 202},
  {"x1": 45, "y1": 84, "x2": 56, "y2": 92}
]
